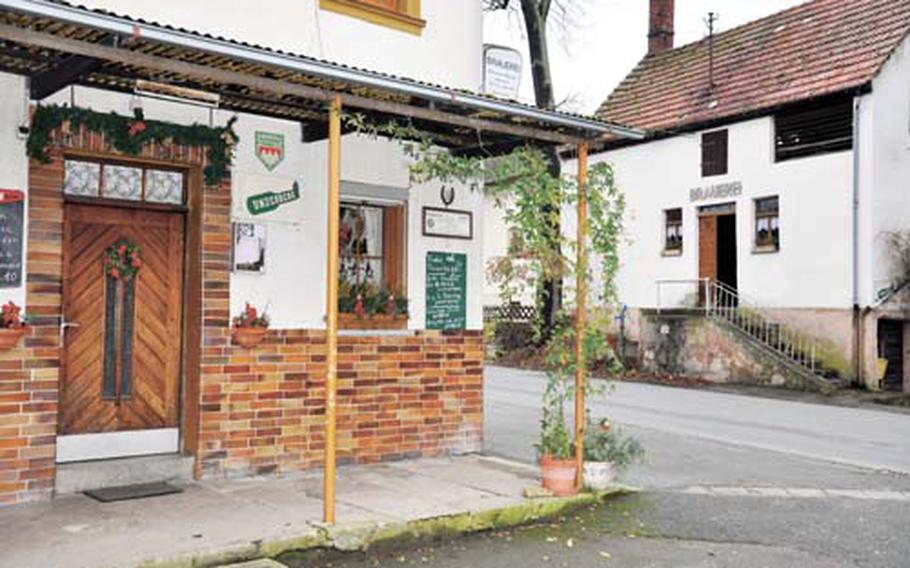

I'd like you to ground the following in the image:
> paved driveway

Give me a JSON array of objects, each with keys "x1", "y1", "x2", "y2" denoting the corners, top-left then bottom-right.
[{"x1": 484, "y1": 365, "x2": 910, "y2": 475}]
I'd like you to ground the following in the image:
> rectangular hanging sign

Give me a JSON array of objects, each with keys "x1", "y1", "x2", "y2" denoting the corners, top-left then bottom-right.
[
  {"x1": 422, "y1": 207, "x2": 473, "y2": 240},
  {"x1": 0, "y1": 189, "x2": 25, "y2": 288}
]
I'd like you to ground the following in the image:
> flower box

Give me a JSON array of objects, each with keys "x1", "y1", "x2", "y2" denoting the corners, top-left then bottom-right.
[
  {"x1": 0, "y1": 327, "x2": 26, "y2": 352},
  {"x1": 339, "y1": 313, "x2": 408, "y2": 331}
]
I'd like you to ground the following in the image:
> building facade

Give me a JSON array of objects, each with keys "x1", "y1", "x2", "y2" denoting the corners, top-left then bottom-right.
[
  {"x1": 480, "y1": 0, "x2": 910, "y2": 393},
  {"x1": 0, "y1": 0, "x2": 555, "y2": 506},
  {"x1": 575, "y1": 0, "x2": 910, "y2": 393}
]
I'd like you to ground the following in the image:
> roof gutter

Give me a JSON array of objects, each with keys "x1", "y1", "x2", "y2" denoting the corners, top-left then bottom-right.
[{"x1": 0, "y1": 0, "x2": 644, "y2": 141}]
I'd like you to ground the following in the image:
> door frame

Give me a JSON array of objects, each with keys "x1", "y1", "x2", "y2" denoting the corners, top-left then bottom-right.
[
  {"x1": 697, "y1": 202, "x2": 737, "y2": 283},
  {"x1": 56, "y1": 149, "x2": 204, "y2": 462}
]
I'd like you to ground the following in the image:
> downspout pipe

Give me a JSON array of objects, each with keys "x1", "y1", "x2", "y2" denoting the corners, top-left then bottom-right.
[{"x1": 852, "y1": 97, "x2": 863, "y2": 387}]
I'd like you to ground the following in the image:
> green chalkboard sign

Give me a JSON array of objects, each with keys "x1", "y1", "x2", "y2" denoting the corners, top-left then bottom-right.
[{"x1": 425, "y1": 252, "x2": 467, "y2": 330}]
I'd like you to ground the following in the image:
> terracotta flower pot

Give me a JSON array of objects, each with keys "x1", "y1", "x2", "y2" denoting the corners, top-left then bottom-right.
[
  {"x1": 232, "y1": 326, "x2": 267, "y2": 348},
  {"x1": 0, "y1": 327, "x2": 26, "y2": 351},
  {"x1": 539, "y1": 455, "x2": 579, "y2": 496}
]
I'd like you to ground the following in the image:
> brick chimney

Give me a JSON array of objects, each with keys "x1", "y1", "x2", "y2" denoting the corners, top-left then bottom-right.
[{"x1": 648, "y1": 0, "x2": 675, "y2": 55}]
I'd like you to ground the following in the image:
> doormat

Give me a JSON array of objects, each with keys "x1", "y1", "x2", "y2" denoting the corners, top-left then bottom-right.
[{"x1": 84, "y1": 482, "x2": 183, "y2": 503}]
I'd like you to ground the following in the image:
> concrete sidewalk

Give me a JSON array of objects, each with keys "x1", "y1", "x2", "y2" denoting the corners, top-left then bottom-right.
[{"x1": 0, "y1": 455, "x2": 612, "y2": 568}]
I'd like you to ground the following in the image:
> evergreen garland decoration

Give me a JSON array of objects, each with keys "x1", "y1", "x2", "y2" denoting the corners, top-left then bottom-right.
[{"x1": 28, "y1": 105, "x2": 239, "y2": 186}]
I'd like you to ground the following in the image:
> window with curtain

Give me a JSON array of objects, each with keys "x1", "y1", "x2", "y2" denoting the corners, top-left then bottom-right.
[
  {"x1": 664, "y1": 208, "x2": 683, "y2": 253},
  {"x1": 754, "y1": 196, "x2": 780, "y2": 251},
  {"x1": 339, "y1": 202, "x2": 405, "y2": 291}
]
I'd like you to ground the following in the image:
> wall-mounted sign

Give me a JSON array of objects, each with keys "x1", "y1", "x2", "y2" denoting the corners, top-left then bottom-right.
[
  {"x1": 483, "y1": 45, "x2": 523, "y2": 100},
  {"x1": 247, "y1": 181, "x2": 301, "y2": 216},
  {"x1": 689, "y1": 181, "x2": 742, "y2": 202},
  {"x1": 422, "y1": 207, "x2": 473, "y2": 240},
  {"x1": 232, "y1": 222, "x2": 266, "y2": 273},
  {"x1": 255, "y1": 131, "x2": 285, "y2": 171},
  {"x1": 426, "y1": 252, "x2": 467, "y2": 331},
  {"x1": 0, "y1": 189, "x2": 25, "y2": 288}
]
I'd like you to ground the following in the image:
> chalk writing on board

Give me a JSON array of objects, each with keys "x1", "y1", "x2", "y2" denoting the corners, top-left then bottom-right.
[
  {"x1": 0, "y1": 190, "x2": 24, "y2": 289},
  {"x1": 425, "y1": 252, "x2": 467, "y2": 330}
]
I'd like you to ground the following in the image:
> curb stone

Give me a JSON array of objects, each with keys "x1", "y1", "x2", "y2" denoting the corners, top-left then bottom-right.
[{"x1": 136, "y1": 485, "x2": 636, "y2": 568}]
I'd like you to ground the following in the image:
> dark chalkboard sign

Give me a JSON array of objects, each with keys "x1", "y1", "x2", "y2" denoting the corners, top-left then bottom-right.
[
  {"x1": 425, "y1": 252, "x2": 467, "y2": 330},
  {"x1": 0, "y1": 190, "x2": 24, "y2": 289}
]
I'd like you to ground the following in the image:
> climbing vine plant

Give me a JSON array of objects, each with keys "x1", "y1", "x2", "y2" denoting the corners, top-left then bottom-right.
[
  {"x1": 341, "y1": 112, "x2": 625, "y2": 318},
  {"x1": 28, "y1": 105, "x2": 238, "y2": 186},
  {"x1": 347, "y1": 113, "x2": 629, "y2": 460}
]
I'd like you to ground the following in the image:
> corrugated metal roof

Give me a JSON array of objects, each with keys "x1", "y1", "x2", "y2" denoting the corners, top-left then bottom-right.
[{"x1": 0, "y1": 0, "x2": 642, "y2": 149}]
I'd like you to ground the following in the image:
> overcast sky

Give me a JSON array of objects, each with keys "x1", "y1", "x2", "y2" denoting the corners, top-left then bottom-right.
[{"x1": 483, "y1": 0, "x2": 808, "y2": 114}]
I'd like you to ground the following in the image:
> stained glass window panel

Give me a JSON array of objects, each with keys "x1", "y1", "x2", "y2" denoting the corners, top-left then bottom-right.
[
  {"x1": 63, "y1": 160, "x2": 101, "y2": 197},
  {"x1": 146, "y1": 170, "x2": 184, "y2": 204},
  {"x1": 102, "y1": 165, "x2": 142, "y2": 200}
]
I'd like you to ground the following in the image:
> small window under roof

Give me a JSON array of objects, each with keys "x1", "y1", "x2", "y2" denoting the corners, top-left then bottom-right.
[{"x1": 775, "y1": 95, "x2": 853, "y2": 162}]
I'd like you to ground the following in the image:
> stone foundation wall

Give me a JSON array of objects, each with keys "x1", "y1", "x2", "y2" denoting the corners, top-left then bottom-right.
[
  {"x1": 198, "y1": 330, "x2": 484, "y2": 477},
  {"x1": 639, "y1": 310, "x2": 830, "y2": 390}
]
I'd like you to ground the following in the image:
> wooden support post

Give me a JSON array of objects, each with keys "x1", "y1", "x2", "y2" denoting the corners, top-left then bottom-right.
[
  {"x1": 574, "y1": 143, "x2": 589, "y2": 489},
  {"x1": 324, "y1": 94, "x2": 342, "y2": 524}
]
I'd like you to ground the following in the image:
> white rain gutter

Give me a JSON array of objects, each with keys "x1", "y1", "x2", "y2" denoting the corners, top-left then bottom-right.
[{"x1": 0, "y1": 0, "x2": 645, "y2": 141}]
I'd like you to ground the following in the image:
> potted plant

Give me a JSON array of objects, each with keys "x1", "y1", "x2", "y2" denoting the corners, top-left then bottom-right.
[
  {"x1": 0, "y1": 301, "x2": 27, "y2": 351},
  {"x1": 232, "y1": 302, "x2": 270, "y2": 348},
  {"x1": 536, "y1": 372, "x2": 578, "y2": 496},
  {"x1": 583, "y1": 418, "x2": 645, "y2": 491}
]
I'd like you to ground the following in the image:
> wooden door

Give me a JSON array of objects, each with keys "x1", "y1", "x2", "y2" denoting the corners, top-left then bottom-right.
[
  {"x1": 698, "y1": 215, "x2": 717, "y2": 304},
  {"x1": 878, "y1": 319, "x2": 904, "y2": 391},
  {"x1": 698, "y1": 215, "x2": 718, "y2": 284},
  {"x1": 61, "y1": 204, "x2": 185, "y2": 435}
]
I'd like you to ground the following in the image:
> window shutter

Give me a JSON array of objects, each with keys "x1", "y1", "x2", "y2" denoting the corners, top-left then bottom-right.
[
  {"x1": 382, "y1": 205, "x2": 406, "y2": 293},
  {"x1": 701, "y1": 130, "x2": 728, "y2": 177}
]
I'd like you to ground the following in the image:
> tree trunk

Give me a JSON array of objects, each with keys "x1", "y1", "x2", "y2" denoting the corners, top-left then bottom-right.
[{"x1": 520, "y1": 0, "x2": 563, "y2": 338}]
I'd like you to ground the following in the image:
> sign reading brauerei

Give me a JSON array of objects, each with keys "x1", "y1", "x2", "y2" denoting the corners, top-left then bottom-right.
[
  {"x1": 689, "y1": 181, "x2": 742, "y2": 202},
  {"x1": 425, "y1": 252, "x2": 467, "y2": 331},
  {"x1": 0, "y1": 189, "x2": 24, "y2": 288},
  {"x1": 483, "y1": 45, "x2": 523, "y2": 100}
]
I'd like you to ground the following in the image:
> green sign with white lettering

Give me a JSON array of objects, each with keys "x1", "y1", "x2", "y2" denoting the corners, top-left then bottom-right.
[
  {"x1": 246, "y1": 181, "x2": 301, "y2": 216},
  {"x1": 425, "y1": 252, "x2": 467, "y2": 330}
]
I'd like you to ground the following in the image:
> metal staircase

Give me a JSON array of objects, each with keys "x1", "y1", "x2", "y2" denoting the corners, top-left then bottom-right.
[{"x1": 704, "y1": 280, "x2": 841, "y2": 382}]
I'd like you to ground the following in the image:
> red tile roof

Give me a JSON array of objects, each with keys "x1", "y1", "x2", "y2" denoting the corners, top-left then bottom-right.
[{"x1": 597, "y1": 0, "x2": 910, "y2": 134}]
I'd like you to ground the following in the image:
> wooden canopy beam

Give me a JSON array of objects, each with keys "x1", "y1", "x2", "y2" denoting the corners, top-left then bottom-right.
[
  {"x1": 30, "y1": 53, "x2": 104, "y2": 99},
  {"x1": 0, "y1": 23, "x2": 586, "y2": 146}
]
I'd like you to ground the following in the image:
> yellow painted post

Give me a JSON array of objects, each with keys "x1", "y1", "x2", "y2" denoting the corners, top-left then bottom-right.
[
  {"x1": 574, "y1": 143, "x2": 589, "y2": 489},
  {"x1": 324, "y1": 94, "x2": 342, "y2": 524}
]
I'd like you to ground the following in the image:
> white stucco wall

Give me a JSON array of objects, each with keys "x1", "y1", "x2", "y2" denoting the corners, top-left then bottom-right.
[
  {"x1": 0, "y1": 73, "x2": 29, "y2": 309},
  {"x1": 36, "y1": 84, "x2": 485, "y2": 330},
  {"x1": 866, "y1": 36, "x2": 910, "y2": 303},
  {"x1": 68, "y1": 0, "x2": 483, "y2": 91},
  {"x1": 564, "y1": 115, "x2": 855, "y2": 312}
]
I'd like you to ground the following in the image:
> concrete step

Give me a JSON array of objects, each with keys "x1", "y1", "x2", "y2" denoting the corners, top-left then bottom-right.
[{"x1": 55, "y1": 453, "x2": 194, "y2": 495}]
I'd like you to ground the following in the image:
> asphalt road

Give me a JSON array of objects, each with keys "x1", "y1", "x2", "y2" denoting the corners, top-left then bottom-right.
[{"x1": 288, "y1": 367, "x2": 910, "y2": 568}]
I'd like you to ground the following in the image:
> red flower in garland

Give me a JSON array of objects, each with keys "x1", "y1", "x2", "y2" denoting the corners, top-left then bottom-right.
[
  {"x1": 128, "y1": 120, "x2": 147, "y2": 138},
  {"x1": 104, "y1": 240, "x2": 142, "y2": 281}
]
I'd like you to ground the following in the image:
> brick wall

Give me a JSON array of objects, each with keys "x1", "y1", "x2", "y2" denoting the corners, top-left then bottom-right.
[
  {"x1": 198, "y1": 329, "x2": 483, "y2": 477},
  {"x1": 0, "y1": 121, "x2": 485, "y2": 505},
  {"x1": 0, "y1": 126, "x2": 222, "y2": 505}
]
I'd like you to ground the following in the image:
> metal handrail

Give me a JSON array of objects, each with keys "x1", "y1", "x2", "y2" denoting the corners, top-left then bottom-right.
[{"x1": 654, "y1": 278, "x2": 821, "y2": 375}]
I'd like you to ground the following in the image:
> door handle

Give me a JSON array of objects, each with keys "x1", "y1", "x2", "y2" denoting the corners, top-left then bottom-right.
[{"x1": 60, "y1": 320, "x2": 79, "y2": 347}]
